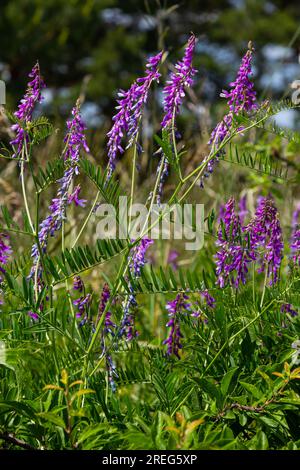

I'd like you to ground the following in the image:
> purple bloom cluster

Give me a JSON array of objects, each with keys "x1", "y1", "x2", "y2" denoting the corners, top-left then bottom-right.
[
  {"x1": 10, "y1": 63, "x2": 45, "y2": 157},
  {"x1": 202, "y1": 45, "x2": 257, "y2": 184},
  {"x1": 290, "y1": 203, "x2": 300, "y2": 266},
  {"x1": 28, "y1": 311, "x2": 39, "y2": 321},
  {"x1": 30, "y1": 102, "x2": 89, "y2": 276},
  {"x1": 200, "y1": 290, "x2": 216, "y2": 309},
  {"x1": 73, "y1": 275, "x2": 84, "y2": 292},
  {"x1": 216, "y1": 195, "x2": 284, "y2": 288},
  {"x1": 246, "y1": 196, "x2": 283, "y2": 285},
  {"x1": 163, "y1": 293, "x2": 190, "y2": 358},
  {"x1": 130, "y1": 238, "x2": 154, "y2": 277},
  {"x1": 120, "y1": 238, "x2": 153, "y2": 340},
  {"x1": 215, "y1": 197, "x2": 253, "y2": 288},
  {"x1": 280, "y1": 303, "x2": 298, "y2": 318},
  {"x1": 107, "y1": 52, "x2": 162, "y2": 180},
  {"x1": 73, "y1": 293, "x2": 92, "y2": 326},
  {"x1": 161, "y1": 34, "x2": 197, "y2": 129},
  {"x1": 191, "y1": 290, "x2": 216, "y2": 323},
  {"x1": 97, "y1": 283, "x2": 116, "y2": 336}
]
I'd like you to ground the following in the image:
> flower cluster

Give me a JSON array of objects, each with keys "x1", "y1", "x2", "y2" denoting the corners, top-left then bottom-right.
[
  {"x1": 73, "y1": 293, "x2": 92, "y2": 327},
  {"x1": 203, "y1": 44, "x2": 257, "y2": 185},
  {"x1": 291, "y1": 203, "x2": 300, "y2": 266},
  {"x1": 107, "y1": 52, "x2": 162, "y2": 180},
  {"x1": 161, "y1": 34, "x2": 197, "y2": 129},
  {"x1": 120, "y1": 238, "x2": 153, "y2": 340},
  {"x1": 163, "y1": 293, "x2": 190, "y2": 358},
  {"x1": 215, "y1": 197, "x2": 253, "y2": 288},
  {"x1": 246, "y1": 196, "x2": 283, "y2": 285},
  {"x1": 10, "y1": 63, "x2": 45, "y2": 157},
  {"x1": 281, "y1": 303, "x2": 298, "y2": 318},
  {"x1": 216, "y1": 195, "x2": 284, "y2": 288},
  {"x1": 191, "y1": 290, "x2": 216, "y2": 323},
  {"x1": 30, "y1": 102, "x2": 89, "y2": 277}
]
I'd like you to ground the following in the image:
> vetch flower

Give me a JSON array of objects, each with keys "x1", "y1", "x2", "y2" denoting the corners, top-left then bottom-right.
[
  {"x1": 202, "y1": 43, "x2": 257, "y2": 184},
  {"x1": 215, "y1": 197, "x2": 253, "y2": 288},
  {"x1": 107, "y1": 52, "x2": 162, "y2": 180},
  {"x1": 28, "y1": 311, "x2": 39, "y2": 321},
  {"x1": 73, "y1": 293, "x2": 92, "y2": 327},
  {"x1": 163, "y1": 293, "x2": 190, "y2": 358},
  {"x1": 161, "y1": 34, "x2": 197, "y2": 129},
  {"x1": 290, "y1": 203, "x2": 300, "y2": 266},
  {"x1": 73, "y1": 275, "x2": 84, "y2": 292},
  {"x1": 281, "y1": 303, "x2": 298, "y2": 318},
  {"x1": 30, "y1": 101, "x2": 89, "y2": 277},
  {"x1": 10, "y1": 63, "x2": 45, "y2": 157},
  {"x1": 246, "y1": 196, "x2": 283, "y2": 285}
]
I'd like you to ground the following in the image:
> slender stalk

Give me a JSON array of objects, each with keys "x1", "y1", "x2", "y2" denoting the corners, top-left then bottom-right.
[
  {"x1": 20, "y1": 158, "x2": 35, "y2": 234},
  {"x1": 71, "y1": 190, "x2": 100, "y2": 249},
  {"x1": 260, "y1": 266, "x2": 268, "y2": 309}
]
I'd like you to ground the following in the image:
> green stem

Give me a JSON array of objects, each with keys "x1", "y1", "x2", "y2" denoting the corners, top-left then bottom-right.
[{"x1": 71, "y1": 190, "x2": 100, "y2": 249}]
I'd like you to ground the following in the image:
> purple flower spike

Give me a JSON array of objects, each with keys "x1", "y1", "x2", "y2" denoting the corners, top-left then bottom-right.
[
  {"x1": 28, "y1": 311, "x2": 39, "y2": 321},
  {"x1": 163, "y1": 293, "x2": 190, "y2": 358},
  {"x1": 215, "y1": 197, "x2": 253, "y2": 288},
  {"x1": 107, "y1": 52, "x2": 162, "y2": 180},
  {"x1": 200, "y1": 290, "x2": 216, "y2": 309},
  {"x1": 203, "y1": 44, "x2": 257, "y2": 184},
  {"x1": 97, "y1": 283, "x2": 116, "y2": 336},
  {"x1": 246, "y1": 196, "x2": 283, "y2": 285},
  {"x1": 161, "y1": 34, "x2": 197, "y2": 129},
  {"x1": 73, "y1": 293, "x2": 92, "y2": 326},
  {"x1": 73, "y1": 275, "x2": 84, "y2": 292},
  {"x1": 290, "y1": 203, "x2": 300, "y2": 266},
  {"x1": 30, "y1": 101, "x2": 89, "y2": 277},
  {"x1": 10, "y1": 63, "x2": 45, "y2": 157},
  {"x1": 281, "y1": 303, "x2": 298, "y2": 318},
  {"x1": 130, "y1": 238, "x2": 154, "y2": 277}
]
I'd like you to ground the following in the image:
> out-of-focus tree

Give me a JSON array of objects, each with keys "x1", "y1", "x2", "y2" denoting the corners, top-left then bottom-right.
[{"x1": 0, "y1": 0, "x2": 299, "y2": 119}]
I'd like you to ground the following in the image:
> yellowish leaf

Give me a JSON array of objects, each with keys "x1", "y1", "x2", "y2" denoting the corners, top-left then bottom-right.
[
  {"x1": 43, "y1": 384, "x2": 64, "y2": 391},
  {"x1": 69, "y1": 380, "x2": 84, "y2": 388}
]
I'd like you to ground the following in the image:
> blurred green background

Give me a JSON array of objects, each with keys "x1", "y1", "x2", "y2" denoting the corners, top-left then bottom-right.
[{"x1": 1, "y1": 0, "x2": 300, "y2": 124}]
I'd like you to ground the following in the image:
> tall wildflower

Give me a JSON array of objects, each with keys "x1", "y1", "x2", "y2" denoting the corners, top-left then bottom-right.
[
  {"x1": 245, "y1": 196, "x2": 283, "y2": 285},
  {"x1": 30, "y1": 101, "x2": 89, "y2": 276},
  {"x1": 203, "y1": 43, "x2": 257, "y2": 184},
  {"x1": 10, "y1": 63, "x2": 45, "y2": 157},
  {"x1": 161, "y1": 34, "x2": 197, "y2": 129},
  {"x1": 0, "y1": 234, "x2": 12, "y2": 305},
  {"x1": 107, "y1": 52, "x2": 162, "y2": 180},
  {"x1": 215, "y1": 197, "x2": 253, "y2": 288},
  {"x1": 163, "y1": 294, "x2": 190, "y2": 358},
  {"x1": 120, "y1": 238, "x2": 153, "y2": 340},
  {"x1": 290, "y1": 203, "x2": 300, "y2": 266}
]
